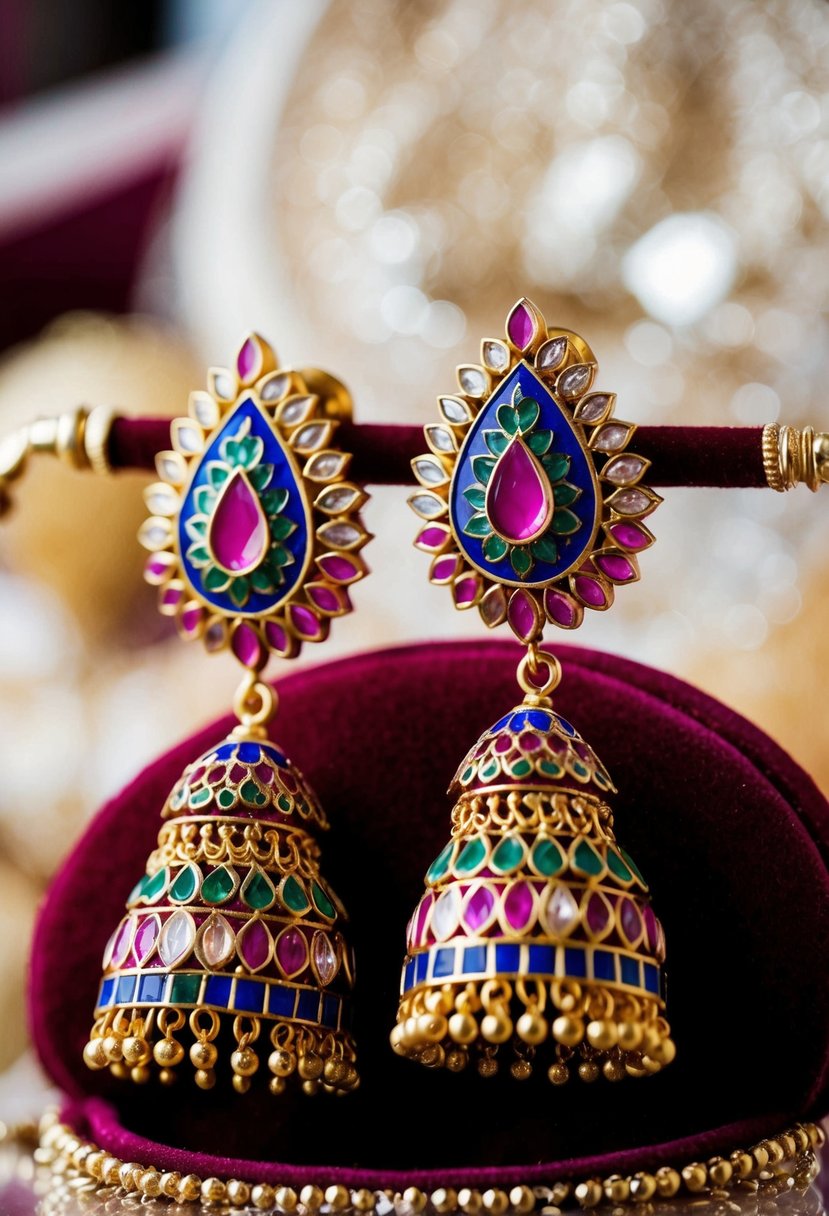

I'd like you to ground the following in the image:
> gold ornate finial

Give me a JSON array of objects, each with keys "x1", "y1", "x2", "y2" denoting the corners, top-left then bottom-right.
[
  {"x1": 763, "y1": 422, "x2": 829, "y2": 492},
  {"x1": 0, "y1": 405, "x2": 115, "y2": 517}
]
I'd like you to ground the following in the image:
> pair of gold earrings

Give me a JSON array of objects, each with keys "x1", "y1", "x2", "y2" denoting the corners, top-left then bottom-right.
[{"x1": 83, "y1": 297, "x2": 674, "y2": 1097}]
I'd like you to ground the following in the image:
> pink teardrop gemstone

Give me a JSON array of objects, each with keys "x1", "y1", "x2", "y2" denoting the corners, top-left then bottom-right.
[
  {"x1": 209, "y1": 471, "x2": 268, "y2": 574},
  {"x1": 134, "y1": 915, "x2": 160, "y2": 965},
  {"x1": 508, "y1": 303, "x2": 535, "y2": 350},
  {"x1": 595, "y1": 554, "x2": 636, "y2": 582},
  {"x1": 545, "y1": 589, "x2": 577, "y2": 626},
  {"x1": 486, "y1": 441, "x2": 552, "y2": 544},
  {"x1": 507, "y1": 590, "x2": 538, "y2": 642}
]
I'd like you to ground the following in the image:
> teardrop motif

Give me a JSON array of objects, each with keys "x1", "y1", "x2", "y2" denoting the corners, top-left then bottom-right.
[
  {"x1": 449, "y1": 364, "x2": 600, "y2": 585},
  {"x1": 209, "y1": 470, "x2": 269, "y2": 574},
  {"x1": 177, "y1": 396, "x2": 311, "y2": 614},
  {"x1": 486, "y1": 439, "x2": 552, "y2": 544}
]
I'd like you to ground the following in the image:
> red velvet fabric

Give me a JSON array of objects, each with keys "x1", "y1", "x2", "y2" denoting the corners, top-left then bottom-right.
[
  {"x1": 110, "y1": 419, "x2": 768, "y2": 488},
  {"x1": 30, "y1": 642, "x2": 829, "y2": 1186}
]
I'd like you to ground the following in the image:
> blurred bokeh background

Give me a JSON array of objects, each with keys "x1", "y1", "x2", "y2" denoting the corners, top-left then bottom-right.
[{"x1": 0, "y1": 0, "x2": 827, "y2": 1112}]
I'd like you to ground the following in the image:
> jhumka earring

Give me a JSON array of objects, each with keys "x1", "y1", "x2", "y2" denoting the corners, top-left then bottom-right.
[
  {"x1": 84, "y1": 335, "x2": 368, "y2": 1096},
  {"x1": 392, "y1": 299, "x2": 674, "y2": 1084}
]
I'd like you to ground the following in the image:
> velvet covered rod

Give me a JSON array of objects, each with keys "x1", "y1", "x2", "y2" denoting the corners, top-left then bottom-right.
[{"x1": 109, "y1": 418, "x2": 768, "y2": 488}]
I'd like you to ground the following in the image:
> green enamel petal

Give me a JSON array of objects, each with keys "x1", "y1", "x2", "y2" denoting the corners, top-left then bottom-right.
[
  {"x1": 496, "y1": 404, "x2": 519, "y2": 435},
  {"x1": 239, "y1": 435, "x2": 265, "y2": 469},
  {"x1": 483, "y1": 534, "x2": 508, "y2": 561},
  {"x1": 262, "y1": 487, "x2": 289, "y2": 515},
  {"x1": 464, "y1": 513, "x2": 491, "y2": 538},
  {"x1": 270, "y1": 545, "x2": 294, "y2": 568},
  {"x1": 250, "y1": 568, "x2": 276, "y2": 593},
  {"x1": 264, "y1": 556, "x2": 287, "y2": 583},
  {"x1": 193, "y1": 485, "x2": 215, "y2": 514},
  {"x1": 204, "y1": 566, "x2": 232, "y2": 592},
  {"x1": 527, "y1": 429, "x2": 552, "y2": 455},
  {"x1": 550, "y1": 508, "x2": 581, "y2": 536},
  {"x1": 511, "y1": 547, "x2": 533, "y2": 576},
  {"x1": 484, "y1": 430, "x2": 509, "y2": 457},
  {"x1": 270, "y1": 516, "x2": 296, "y2": 539},
  {"x1": 184, "y1": 517, "x2": 207, "y2": 542},
  {"x1": 464, "y1": 486, "x2": 486, "y2": 510},
  {"x1": 553, "y1": 483, "x2": 581, "y2": 506},
  {"x1": 543, "y1": 452, "x2": 571, "y2": 482},
  {"x1": 228, "y1": 577, "x2": 251, "y2": 607},
  {"x1": 516, "y1": 396, "x2": 540, "y2": 433},
  {"x1": 207, "y1": 462, "x2": 230, "y2": 489},
  {"x1": 249, "y1": 463, "x2": 274, "y2": 492},
  {"x1": 472, "y1": 455, "x2": 496, "y2": 484},
  {"x1": 531, "y1": 535, "x2": 559, "y2": 562},
  {"x1": 186, "y1": 543, "x2": 210, "y2": 566}
]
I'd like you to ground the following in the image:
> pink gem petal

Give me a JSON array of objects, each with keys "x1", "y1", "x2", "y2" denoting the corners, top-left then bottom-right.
[
  {"x1": 237, "y1": 337, "x2": 262, "y2": 383},
  {"x1": 595, "y1": 553, "x2": 637, "y2": 583},
  {"x1": 231, "y1": 623, "x2": 265, "y2": 669},
  {"x1": 544, "y1": 589, "x2": 579, "y2": 628},
  {"x1": 133, "y1": 915, "x2": 161, "y2": 965},
  {"x1": 238, "y1": 919, "x2": 272, "y2": 971},
  {"x1": 317, "y1": 554, "x2": 361, "y2": 583},
  {"x1": 109, "y1": 916, "x2": 134, "y2": 969},
  {"x1": 276, "y1": 927, "x2": 308, "y2": 977},
  {"x1": 288, "y1": 604, "x2": 324, "y2": 640},
  {"x1": 508, "y1": 590, "x2": 540, "y2": 643},
  {"x1": 573, "y1": 576, "x2": 608, "y2": 607},
  {"x1": 453, "y1": 575, "x2": 479, "y2": 606},
  {"x1": 507, "y1": 301, "x2": 536, "y2": 350}
]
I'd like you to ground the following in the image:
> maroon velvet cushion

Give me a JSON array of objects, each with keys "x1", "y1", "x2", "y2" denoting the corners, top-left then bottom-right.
[{"x1": 29, "y1": 641, "x2": 829, "y2": 1187}]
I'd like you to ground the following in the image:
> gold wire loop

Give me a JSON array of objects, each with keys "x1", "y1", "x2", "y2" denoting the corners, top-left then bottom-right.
[
  {"x1": 517, "y1": 646, "x2": 562, "y2": 699},
  {"x1": 232, "y1": 674, "x2": 278, "y2": 732}
]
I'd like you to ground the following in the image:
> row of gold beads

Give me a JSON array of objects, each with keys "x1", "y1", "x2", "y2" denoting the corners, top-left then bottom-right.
[
  {"x1": 85, "y1": 1010, "x2": 358, "y2": 1096},
  {"x1": 33, "y1": 1112, "x2": 823, "y2": 1210}
]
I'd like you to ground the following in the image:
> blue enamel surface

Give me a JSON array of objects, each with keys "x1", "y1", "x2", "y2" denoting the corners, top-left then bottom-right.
[
  {"x1": 178, "y1": 396, "x2": 309, "y2": 613},
  {"x1": 594, "y1": 950, "x2": 615, "y2": 981},
  {"x1": 234, "y1": 978, "x2": 265, "y2": 1014},
  {"x1": 449, "y1": 363, "x2": 598, "y2": 585},
  {"x1": 400, "y1": 942, "x2": 660, "y2": 994}
]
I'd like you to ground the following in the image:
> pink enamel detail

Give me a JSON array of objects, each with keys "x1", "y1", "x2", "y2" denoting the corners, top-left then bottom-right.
[
  {"x1": 486, "y1": 440, "x2": 552, "y2": 544},
  {"x1": 544, "y1": 589, "x2": 577, "y2": 626},
  {"x1": 275, "y1": 927, "x2": 308, "y2": 977},
  {"x1": 231, "y1": 623, "x2": 263, "y2": 668},
  {"x1": 209, "y1": 471, "x2": 268, "y2": 575},
  {"x1": 595, "y1": 554, "x2": 636, "y2": 582},
  {"x1": 507, "y1": 590, "x2": 537, "y2": 642}
]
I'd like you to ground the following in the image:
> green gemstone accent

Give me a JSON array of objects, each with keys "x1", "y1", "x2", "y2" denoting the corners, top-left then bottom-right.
[
  {"x1": 543, "y1": 452, "x2": 571, "y2": 481},
  {"x1": 464, "y1": 513, "x2": 491, "y2": 538},
  {"x1": 479, "y1": 759, "x2": 500, "y2": 782},
  {"x1": 572, "y1": 761, "x2": 589, "y2": 778},
  {"x1": 491, "y1": 836, "x2": 525, "y2": 874},
  {"x1": 142, "y1": 868, "x2": 169, "y2": 904},
  {"x1": 483, "y1": 534, "x2": 509, "y2": 561},
  {"x1": 201, "y1": 865, "x2": 237, "y2": 904},
  {"x1": 595, "y1": 771, "x2": 609, "y2": 788},
  {"x1": 189, "y1": 787, "x2": 213, "y2": 808},
  {"x1": 277, "y1": 794, "x2": 292, "y2": 813},
  {"x1": 455, "y1": 836, "x2": 487, "y2": 875},
  {"x1": 217, "y1": 788, "x2": 235, "y2": 809},
  {"x1": 572, "y1": 839, "x2": 604, "y2": 876},
  {"x1": 496, "y1": 404, "x2": 519, "y2": 435},
  {"x1": 511, "y1": 547, "x2": 532, "y2": 576},
  {"x1": 242, "y1": 868, "x2": 276, "y2": 910},
  {"x1": 169, "y1": 864, "x2": 199, "y2": 903},
  {"x1": 540, "y1": 760, "x2": 563, "y2": 778},
  {"x1": 127, "y1": 876, "x2": 147, "y2": 905},
  {"x1": 607, "y1": 850, "x2": 633, "y2": 884},
  {"x1": 312, "y1": 882, "x2": 336, "y2": 920},
  {"x1": 621, "y1": 848, "x2": 648, "y2": 888},
  {"x1": 281, "y1": 875, "x2": 310, "y2": 914},
  {"x1": 464, "y1": 485, "x2": 487, "y2": 509},
  {"x1": 531, "y1": 838, "x2": 564, "y2": 876},
  {"x1": 170, "y1": 974, "x2": 201, "y2": 1005},
  {"x1": 551, "y1": 508, "x2": 581, "y2": 536},
  {"x1": 530, "y1": 535, "x2": 558, "y2": 563},
  {"x1": 460, "y1": 765, "x2": 475, "y2": 785},
  {"x1": 426, "y1": 842, "x2": 455, "y2": 884},
  {"x1": 527, "y1": 429, "x2": 552, "y2": 455},
  {"x1": 516, "y1": 397, "x2": 540, "y2": 433},
  {"x1": 240, "y1": 779, "x2": 266, "y2": 806},
  {"x1": 484, "y1": 431, "x2": 508, "y2": 458},
  {"x1": 553, "y1": 483, "x2": 580, "y2": 506},
  {"x1": 511, "y1": 759, "x2": 532, "y2": 777}
]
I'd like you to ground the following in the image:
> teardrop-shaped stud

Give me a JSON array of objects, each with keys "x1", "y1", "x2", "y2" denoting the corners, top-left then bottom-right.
[
  {"x1": 141, "y1": 333, "x2": 370, "y2": 669},
  {"x1": 410, "y1": 299, "x2": 658, "y2": 643}
]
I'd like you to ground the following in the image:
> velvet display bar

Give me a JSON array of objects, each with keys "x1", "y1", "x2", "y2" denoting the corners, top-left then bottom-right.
[{"x1": 109, "y1": 418, "x2": 768, "y2": 488}]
